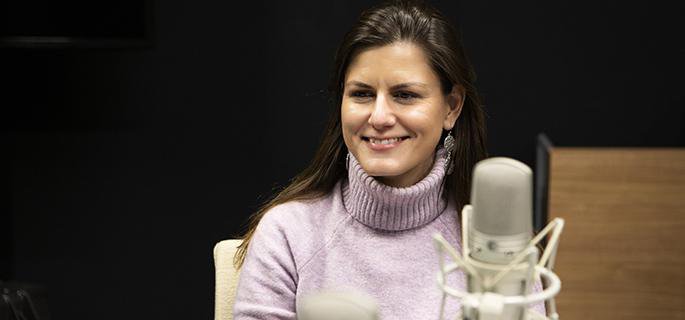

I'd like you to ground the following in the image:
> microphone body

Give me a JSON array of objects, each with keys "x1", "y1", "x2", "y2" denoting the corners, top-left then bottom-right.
[{"x1": 466, "y1": 157, "x2": 534, "y2": 320}]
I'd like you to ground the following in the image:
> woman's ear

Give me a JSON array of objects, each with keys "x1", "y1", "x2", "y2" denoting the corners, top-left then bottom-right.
[{"x1": 444, "y1": 84, "x2": 465, "y2": 130}]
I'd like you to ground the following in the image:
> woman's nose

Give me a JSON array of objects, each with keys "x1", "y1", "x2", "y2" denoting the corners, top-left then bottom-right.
[{"x1": 368, "y1": 93, "x2": 396, "y2": 129}]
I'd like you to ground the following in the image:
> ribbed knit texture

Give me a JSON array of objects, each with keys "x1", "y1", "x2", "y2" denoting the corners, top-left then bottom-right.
[{"x1": 343, "y1": 148, "x2": 448, "y2": 231}]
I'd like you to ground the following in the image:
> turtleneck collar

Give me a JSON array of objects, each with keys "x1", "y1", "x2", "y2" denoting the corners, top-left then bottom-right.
[{"x1": 341, "y1": 148, "x2": 449, "y2": 231}]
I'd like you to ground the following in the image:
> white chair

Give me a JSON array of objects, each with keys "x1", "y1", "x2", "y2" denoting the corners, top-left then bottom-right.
[{"x1": 214, "y1": 239, "x2": 242, "y2": 320}]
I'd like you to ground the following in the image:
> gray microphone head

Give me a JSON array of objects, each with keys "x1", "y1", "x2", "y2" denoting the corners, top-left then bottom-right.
[
  {"x1": 297, "y1": 291, "x2": 378, "y2": 320},
  {"x1": 470, "y1": 157, "x2": 533, "y2": 263}
]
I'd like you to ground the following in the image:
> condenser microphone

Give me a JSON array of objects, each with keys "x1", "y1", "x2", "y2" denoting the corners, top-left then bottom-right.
[
  {"x1": 466, "y1": 157, "x2": 534, "y2": 320},
  {"x1": 297, "y1": 291, "x2": 378, "y2": 320}
]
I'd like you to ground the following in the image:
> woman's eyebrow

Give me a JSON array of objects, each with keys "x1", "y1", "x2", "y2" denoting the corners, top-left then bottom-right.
[
  {"x1": 346, "y1": 81, "x2": 374, "y2": 89},
  {"x1": 390, "y1": 82, "x2": 428, "y2": 90},
  {"x1": 345, "y1": 81, "x2": 428, "y2": 89}
]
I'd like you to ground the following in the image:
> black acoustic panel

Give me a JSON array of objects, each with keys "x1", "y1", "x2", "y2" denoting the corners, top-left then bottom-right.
[{"x1": 534, "y1": 133, "x2": 554, "y2": 234}]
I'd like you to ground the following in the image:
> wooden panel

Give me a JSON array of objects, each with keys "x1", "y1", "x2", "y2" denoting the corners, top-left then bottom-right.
[{"x1": 548, "y1": 148, "x2": 685, "y2": 319}]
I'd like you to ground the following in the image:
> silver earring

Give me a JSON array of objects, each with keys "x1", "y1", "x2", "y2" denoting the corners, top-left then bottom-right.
[
  {"x1": 345, "y1": 152, "x2": 350, "y2": 170},
  {"x1": 443, "y1": 131, "x2": 456, "y2": 175}
]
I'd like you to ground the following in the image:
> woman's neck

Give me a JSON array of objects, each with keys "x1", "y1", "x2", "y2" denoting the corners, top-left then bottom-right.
[{"x1": 342, "y1": 148, "x2": 449, "y2": 231}]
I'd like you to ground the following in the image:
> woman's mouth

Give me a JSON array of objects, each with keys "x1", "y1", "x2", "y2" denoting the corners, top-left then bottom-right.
[{"x1": 362, "y1": 136, "x2": 410, "y2": 151}]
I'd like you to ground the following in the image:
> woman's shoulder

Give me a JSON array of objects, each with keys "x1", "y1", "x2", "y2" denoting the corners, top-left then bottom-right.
[
  {"x1": 254, "y1": 182, "x2": 350, "y2": 269},
  {"x1": 266, "y1": 196, "x2": 331, "y2": 219},
  {"x1": 261, "y1": 188, "x2": 341, "y2": 229}
]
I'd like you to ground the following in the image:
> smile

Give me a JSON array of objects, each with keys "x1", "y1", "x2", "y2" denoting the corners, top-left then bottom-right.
[{"x1": 362, "y1": 136, "x2": 410, "y2": 151}]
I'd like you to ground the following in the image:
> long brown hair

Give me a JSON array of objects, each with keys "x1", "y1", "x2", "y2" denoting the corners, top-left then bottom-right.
[{"x1": 234, "y1": 0, "x2": 487, "y2": 268}]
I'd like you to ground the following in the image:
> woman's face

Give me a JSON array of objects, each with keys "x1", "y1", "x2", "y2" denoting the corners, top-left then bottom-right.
[{"x1": 341, "y1": 41, "x2": 463, "y2": 187}]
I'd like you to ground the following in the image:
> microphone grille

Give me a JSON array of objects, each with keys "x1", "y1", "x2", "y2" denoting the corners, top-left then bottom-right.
[{"x1": 470, "y1": 157, "x2": 533, "y2": 236}]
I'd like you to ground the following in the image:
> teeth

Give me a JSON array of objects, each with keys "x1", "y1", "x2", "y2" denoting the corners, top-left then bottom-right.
[{"x1": 369, "y1": 137, "x2": 402, "y2": 144}]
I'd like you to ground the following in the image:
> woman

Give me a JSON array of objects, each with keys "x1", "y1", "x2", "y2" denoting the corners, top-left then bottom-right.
[{"x1": 233, "y1": 1, "x2": 491, "y2": 319}]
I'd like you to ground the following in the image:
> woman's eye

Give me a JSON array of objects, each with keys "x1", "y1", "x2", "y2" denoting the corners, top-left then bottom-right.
[
  {"x1": 350, "y1": 91, "x2": 374, "y2": 99},
  {"x1": 394, "y1": 91, "x2": 419, "y2": 101},
  {"x1": 348, "y1": 90, "x2": 419, "y2": 102}
]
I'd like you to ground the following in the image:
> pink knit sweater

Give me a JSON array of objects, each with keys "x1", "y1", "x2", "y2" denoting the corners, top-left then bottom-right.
[{"x1": 233, "y1": 149, "x2": 543, "y2": 319}]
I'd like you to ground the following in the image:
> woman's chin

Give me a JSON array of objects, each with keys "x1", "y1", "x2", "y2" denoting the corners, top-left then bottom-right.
[
  {"x1": 369, "y1": 172, "x2": 401, "y2": 180},
  {"x1": 359, "y1": 163, "x2": 403, "y2": 178}
]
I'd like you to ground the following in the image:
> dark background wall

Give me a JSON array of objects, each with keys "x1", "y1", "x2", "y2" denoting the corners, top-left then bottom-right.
[{"x1": 1, "y1": 1, "x2": 683, "y2": 319}]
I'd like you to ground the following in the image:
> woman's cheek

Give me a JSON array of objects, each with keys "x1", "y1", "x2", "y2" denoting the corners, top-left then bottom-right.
[{"x1": 342, "y1": 104, "x2": 369, "y2": 132}]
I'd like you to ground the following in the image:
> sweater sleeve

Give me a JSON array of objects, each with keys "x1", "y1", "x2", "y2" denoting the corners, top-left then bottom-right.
[{"x1": 233, "y1": 210, "x2": 299, "y2": 320}]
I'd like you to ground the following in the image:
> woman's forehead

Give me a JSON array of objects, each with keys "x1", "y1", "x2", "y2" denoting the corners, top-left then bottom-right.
[{"x1": 345, "y1": 42, "x2": 439, "y2": 87}]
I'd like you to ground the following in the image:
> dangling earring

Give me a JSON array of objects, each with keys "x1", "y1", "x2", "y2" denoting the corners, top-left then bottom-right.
[
  {"x1": 345, "y1": 152, "x2": 350, "y2": 170},
  {"x1": 443, "y1": 130, "x2": 456, "y2": 175}
]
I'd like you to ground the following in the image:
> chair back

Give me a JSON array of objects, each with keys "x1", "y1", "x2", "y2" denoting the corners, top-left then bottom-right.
[{"x1": 214, "y1": 239, "x2": 242, "y2": 320}]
